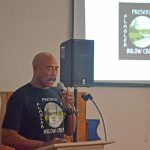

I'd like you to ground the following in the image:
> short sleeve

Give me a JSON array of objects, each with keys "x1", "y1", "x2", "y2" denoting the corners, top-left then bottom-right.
[{"x1": 2, "y1": 91, "x2": 25, "y2": 131}]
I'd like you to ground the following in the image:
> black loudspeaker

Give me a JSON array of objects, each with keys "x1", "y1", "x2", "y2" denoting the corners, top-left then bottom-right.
[{"x1": 60, "y1": 39, "x2": 94, "y2": 87}]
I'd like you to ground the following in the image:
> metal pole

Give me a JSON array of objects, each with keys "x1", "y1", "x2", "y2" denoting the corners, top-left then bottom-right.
[{"x1": 73, "y1": 87, "x2": 78, "y2": 142}]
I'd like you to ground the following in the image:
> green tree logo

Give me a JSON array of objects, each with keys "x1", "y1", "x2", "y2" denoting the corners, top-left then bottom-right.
[{"x1": 129, "y1": 16, "x2": 150, "y2": 48}]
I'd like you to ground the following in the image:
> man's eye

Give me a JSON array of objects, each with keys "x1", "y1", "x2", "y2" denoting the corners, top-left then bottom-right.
[
  {"x1": 47, "y1": 67, "x2": 52, "y2": 71},
  {"x1": 55, "y1": 67, "x2": 59, "y2": 71},
  {"x1": 46, "y1": 66, "x2": 58, "y2": 71}
]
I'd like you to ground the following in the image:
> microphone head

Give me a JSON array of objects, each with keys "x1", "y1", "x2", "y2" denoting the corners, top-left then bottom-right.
[
  {"x1": 57, "y1": 82, "x2": 65, "y2": 90},
  {"x1": 81, "y1": 93, "x2": 93, "y2": 101},
  {"x1": 81, "y1": 94, "x2": 89, "y2": 101},
  {"x1": 87, "y1": 94, "x2": 93, "y2": 100}
]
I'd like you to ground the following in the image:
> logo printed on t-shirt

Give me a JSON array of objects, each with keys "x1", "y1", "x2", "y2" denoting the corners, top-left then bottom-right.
[{"x1": 44, "y1": 102, "x2": 64, "y2": 128}]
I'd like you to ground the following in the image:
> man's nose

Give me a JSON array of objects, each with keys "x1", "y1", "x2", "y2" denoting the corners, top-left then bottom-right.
[{"x1": 51, "y1": 68, "x2": 57, "y2": 75}]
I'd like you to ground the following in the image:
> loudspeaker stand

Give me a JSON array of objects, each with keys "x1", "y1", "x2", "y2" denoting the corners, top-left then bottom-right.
[{"x1": 73, "y1": 87, "x2": 78, "y2": 142}]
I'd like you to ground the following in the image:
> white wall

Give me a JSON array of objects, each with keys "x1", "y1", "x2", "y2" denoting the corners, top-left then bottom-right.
[
  {"x1": 0, "y1": 1, "x2": 150, "y2": 150},
  {"x1": 82, "y1": 86, "x2": 150, "y2": 150},
  {"x1": 0, "y1": 0, "x2": 72, "y2": 91}
]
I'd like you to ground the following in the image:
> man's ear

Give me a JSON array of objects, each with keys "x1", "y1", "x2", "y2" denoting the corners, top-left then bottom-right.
[{"x1": 33, "y1": 65, "x2": 38, "y2": 73}]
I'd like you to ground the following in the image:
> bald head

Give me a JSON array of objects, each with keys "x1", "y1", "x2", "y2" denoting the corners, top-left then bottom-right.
[{"x1": 32, "y1": 52, "x2": 57, "y2": 68}]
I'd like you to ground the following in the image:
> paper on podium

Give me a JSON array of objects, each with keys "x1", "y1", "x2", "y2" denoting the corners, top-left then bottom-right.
[{"x1": 35, "y1": 140, "x2": 115, "y2": 150}]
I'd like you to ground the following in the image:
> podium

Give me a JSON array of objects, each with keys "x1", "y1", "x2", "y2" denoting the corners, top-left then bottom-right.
[{"x1": 35, "y1": 140, "x2": 114, "y2": 150}]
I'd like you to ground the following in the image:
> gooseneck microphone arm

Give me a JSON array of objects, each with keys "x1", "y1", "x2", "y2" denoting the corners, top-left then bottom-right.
[
  {"x1": 90, "y1": 98, "x2": 108, "y2": 141},
  {"x1": 82, "y1": 93, "x2": 108, "y2": 141}
]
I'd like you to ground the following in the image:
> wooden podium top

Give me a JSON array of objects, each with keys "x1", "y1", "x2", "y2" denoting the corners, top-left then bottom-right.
[{"x1": 35, "y1": 140, "x2": 115, "y2": 150}]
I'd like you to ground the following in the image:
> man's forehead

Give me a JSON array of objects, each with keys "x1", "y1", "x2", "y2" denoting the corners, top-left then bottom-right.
[
  {"x1": 46, "y1": 65, "x2": 59, "y2": 68},
  {"x1": 39, "y1": 58, "x2": 58, "y2": 66}
]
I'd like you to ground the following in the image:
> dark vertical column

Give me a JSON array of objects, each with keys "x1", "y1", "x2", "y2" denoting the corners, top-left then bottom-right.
[{"x1": 73, "y1": 87, "x2": 78, "y2": 142}]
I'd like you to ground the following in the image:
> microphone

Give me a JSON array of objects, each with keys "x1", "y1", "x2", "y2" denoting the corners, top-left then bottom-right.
[
  {"x1": 81, "y1": 93, "x2": 108, "y2": 141},
  {"x1": 57, "y1": 82, "x2": 72, "y2": 110},
  {"x1": 57, "y1": 82, "x2": 65, "y2": 92}
]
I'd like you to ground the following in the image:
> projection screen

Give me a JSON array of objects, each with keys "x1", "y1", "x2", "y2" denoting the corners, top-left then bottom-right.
[{"x1": 73, "y1": 0, "x2": 150, "y2": 86}]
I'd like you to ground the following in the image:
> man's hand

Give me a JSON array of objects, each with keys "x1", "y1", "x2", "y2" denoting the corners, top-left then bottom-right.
[
  {"x1": 44, "y1": 138, "x2": 68, "y2": 146},
  {"x1": 62, "y1": 90, "x2": 74, "y2": 108}
]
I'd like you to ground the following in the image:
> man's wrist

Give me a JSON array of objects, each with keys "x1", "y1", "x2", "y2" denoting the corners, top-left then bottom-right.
[{"x1": 66, "y1": 106, "x2": 77, "y2": 115}]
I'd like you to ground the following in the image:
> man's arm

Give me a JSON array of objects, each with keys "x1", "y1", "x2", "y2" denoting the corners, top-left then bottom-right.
[
  {"x1": 1, "y1": 128, "x2": 67, "y2": 150},
  {"x1": 65, "y1": 109, "x2": 76, "y2": 136},
  {"x1": 61, "y1": 90, "x2": 77, "y2": 136},
  {"x1": 1, "y1": 128, "x2": 44, "y2": 150}
]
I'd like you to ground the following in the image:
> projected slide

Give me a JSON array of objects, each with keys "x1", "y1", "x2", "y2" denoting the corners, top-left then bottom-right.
[
  {"x1": 85, "y1": 0, "x2": 150, "y2": 84},
  {"x1": 119, "y1": 3, "x2": 150, "y2": 60}
]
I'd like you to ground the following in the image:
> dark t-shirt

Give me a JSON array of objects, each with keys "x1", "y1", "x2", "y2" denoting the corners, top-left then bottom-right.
[{"x1": 2, "y1": 83, "x2": 67, "y2": 141}]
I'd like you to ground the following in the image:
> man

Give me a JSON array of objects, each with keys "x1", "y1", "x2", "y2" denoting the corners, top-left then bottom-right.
[{"x1": 1, "y1": 52, "x2": 76, "y2": 150}]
